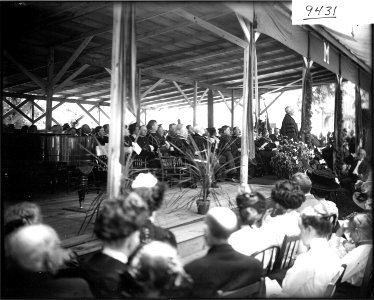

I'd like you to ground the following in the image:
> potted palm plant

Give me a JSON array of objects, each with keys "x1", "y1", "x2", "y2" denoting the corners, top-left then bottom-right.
[{"x1": 168, "y1": 136, "x2": 237, "y2": 215}]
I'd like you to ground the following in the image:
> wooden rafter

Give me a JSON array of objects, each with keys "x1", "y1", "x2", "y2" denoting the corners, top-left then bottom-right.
[
  {"x1": 3, "y1": 98, "x2": 30, "y2": 118},
  {"x1": 98, "y1": 106, "x2": 110, "y2": 120},
  {"x1": 4, "y1": 51, "x2": 47, "y2": 91},
  {"x1": 54, "y1": 64, "x2": 90, "y2": 93},
  {"x1": 175, "y1": 9, "x2": 248, "y2": 48},
  {"x1": 77, "y1": 103, "x2": 99, "y2": 125},
  {"x1": 3, "y1": 99, "x2": 32, "y2": 123},
  {"x1": 52, "y1": 36, "x2": 94, "y2": 86},
  {"x1": 172, "y1": 81, "x2": 193, "y2": 107},
  {"x1": 34, "y1": 101, "x2": 65, "y2": 123},
  {"x1": 141, "y1": 79, "x2": 164, "y2": 98},
  {"x1": 260, "y1": 91, "x2": 285, "y2": 115},
  {"x1": 33, "y1": 101, "x2": 60, "y2": 125},
  {"x1": 218, "y1": 90, "x2": 232, "y2": 113},
  {"x1": 198, "y1": 88, "x2": 209, "y2": 104}
]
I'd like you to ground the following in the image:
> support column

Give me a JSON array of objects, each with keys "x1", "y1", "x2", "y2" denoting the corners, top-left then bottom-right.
[
  {"x1": 107, "y1": 2, "x2": 136, "y2": 198},
  {"x1": 300, "y1": 58, "x2": 313, "y2": 145},
  {"x1": 333, "y1": 74, "x2": 343, "y2": 176},
  {"x1": 45, "y1": 48, "x2": 54, "y2": 130},
  {"x1": 207, "y1": 89, "x2": 214, "y2": 128},
  {"x1": 193, "y1": 81, "x2": 197, "y2": 126},
  {"x1": 136, "y1": 68, "x2": 141, "y2": 124},
  {"x1": 231, "y1": 90, "x2": 234, "y2": 128},
  {"x1": 240, "y1": 22, "x2": 254, "y2": 184},
  {"x1": 31, "y1": 98, "x2": 35, "y2": 124}
]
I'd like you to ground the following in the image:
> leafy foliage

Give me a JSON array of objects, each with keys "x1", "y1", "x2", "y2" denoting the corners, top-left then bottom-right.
[{"x1": 270, "y1": 141, "x2": 314, "y2": 179}]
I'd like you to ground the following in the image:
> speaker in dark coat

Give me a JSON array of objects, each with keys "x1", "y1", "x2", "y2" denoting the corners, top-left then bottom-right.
[
  {"x1": 184, "y1": 244, "x2": 262, "y2": 298},
  {"x1": 280, "y1": 113, "x2": 299, "y2": 142}
]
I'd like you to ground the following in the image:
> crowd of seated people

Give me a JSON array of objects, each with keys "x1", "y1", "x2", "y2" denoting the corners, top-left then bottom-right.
[{"x1": 3, "y1": 167, "x2": 372, "y2": 298}]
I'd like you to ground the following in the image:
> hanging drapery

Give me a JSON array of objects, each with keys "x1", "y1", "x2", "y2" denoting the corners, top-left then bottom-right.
[
  {"x1": 333, "y1": 74, "x2": 343, "y2": 177},
  {"x1": 300, "y1": 57, "x2": 313, "y2": 146},
  {"x1": 354, "y1": 71, "x2": 363, "y2": 150}
]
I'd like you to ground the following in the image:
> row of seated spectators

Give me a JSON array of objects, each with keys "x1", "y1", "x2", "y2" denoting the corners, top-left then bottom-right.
[{"x1": 3, "y1": 167, "x2": 372, "y2": 298}]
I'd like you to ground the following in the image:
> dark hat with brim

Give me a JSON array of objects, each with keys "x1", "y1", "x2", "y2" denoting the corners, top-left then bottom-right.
[
  {"x1": 307, "y1": 168, "x2": 341, "y2": 192},
  {"x1": 353, "y1": 192, "x2": 371, "y2": 210}
]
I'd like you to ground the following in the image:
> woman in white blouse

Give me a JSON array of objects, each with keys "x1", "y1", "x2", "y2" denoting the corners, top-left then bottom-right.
[{"x1": 281, "y1": 202, "x2": 341, "y2": 297}]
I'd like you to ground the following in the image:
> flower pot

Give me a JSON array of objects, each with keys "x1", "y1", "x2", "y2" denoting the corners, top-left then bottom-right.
[{"x1": 196, "y1": 199, "x2": 210, "y2": 215}]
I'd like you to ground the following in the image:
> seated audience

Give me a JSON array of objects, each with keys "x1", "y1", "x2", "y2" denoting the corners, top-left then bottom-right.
[
  {"x1": 80, "y1": 124, "x2": 91, "y2": 136},
  {"x1": 292, "y1": 172, "x2": 320, "y2": 212},
  {"x1": 131, "y1": 173, "x2": 177, "y2": 248},
  {"x1": 129, "y1": 122, "x2": 139, "y2": 142},
  {"x1": 186, "y1": 124, "x2": 194, "y2": 136},
  {"x1": 103, "y1": 123, "x2": 109, "y2": 136},
  {"x1": 280, "y1": 202, "x2": 341, "y2": 297},
  {"x1": 229, "y1": 184, "x2": 273, "y2": 256},
  {"x1": 94, "y1": 125, "x2": 108, "y2": 145},
  {"x1": 174, "y1": 126, "x2": 191, "y2": 157},
  {"x1": 5, "y1": 224, "x2": 93, "y2": 298},
  {"x1": 135, "y1": 125, "x2": 155, "y2": 160},
  {"x1": 269, "y1": 127, "x2": 281, "y2": 142},
  {"x1": 51, "y1": 124, "x2": 63, "y2": 134},
  {"x1": 121, "y1": 241, "x2": 191, "y2": 298},
  {"x1": 192, "y1": 125, "x2": 209, "y2": 155},
  {"x1": 147, "y1": 120, "x2": 161, "y2": 154},
  {"x1": 218, "y1": 125, "x2": 237, "y2": 180},
  {"x1": 341, "y1": 148, "x2": 370, "y2": 193},
  {"x1": 334, "y1": 213, "x2": 372, "y2": 297},
  {"x1": 4, "y1": 201, "x2": 43, "y2": 236},
  {"x1": 166, "y1": 123, "x2": 178, "y2": 144},
  {"x1": 184, "y1": 207, "x2": 262, "y2": 298},
  {"x1": 307, "y1": 168, "x2": 341, "y2": 201},
  {"x1": 80, "y1": 193, "x2": 149, "y2": 298},
  {"x1": 28, "y1": 124, "x2": 38, "y2": 133}
]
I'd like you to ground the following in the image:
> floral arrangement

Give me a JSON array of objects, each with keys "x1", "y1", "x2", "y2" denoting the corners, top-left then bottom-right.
[{"x1": 270, "y1": 141, "x2": 314, "y2": 179}]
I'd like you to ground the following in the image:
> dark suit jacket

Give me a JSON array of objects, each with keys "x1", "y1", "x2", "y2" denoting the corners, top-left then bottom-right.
[
  {"x1": 80, "y1": 251, "x2": 129, "y2": 298},
  {"x1": 184, "y1": 244, "x2": 262, "y2": 298},
  {"x1": 4, "y1": 269, "x2": 93, "y2": 298},
  {"x1": 280, "y1": 113, "x2": 299, "y2": 141}
]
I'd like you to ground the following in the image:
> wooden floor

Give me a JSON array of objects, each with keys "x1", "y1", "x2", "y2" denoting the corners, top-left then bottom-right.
[{"x1": 4, "y1": 176, "x2": 278, "y2": 261}]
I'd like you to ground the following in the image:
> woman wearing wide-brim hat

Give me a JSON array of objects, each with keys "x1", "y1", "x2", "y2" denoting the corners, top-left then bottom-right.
[{"x1": 306, "y1": 168, "x2": 341, "y2": 200}]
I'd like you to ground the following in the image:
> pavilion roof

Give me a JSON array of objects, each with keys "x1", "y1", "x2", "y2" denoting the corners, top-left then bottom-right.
[{"x1": 2, "y1": 2, "x2": 371, "y2": 112}]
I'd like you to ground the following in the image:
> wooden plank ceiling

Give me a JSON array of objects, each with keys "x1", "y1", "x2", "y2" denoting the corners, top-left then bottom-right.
[{"x1": 2, "y1": 2, "x2": 336, "y2": 110}]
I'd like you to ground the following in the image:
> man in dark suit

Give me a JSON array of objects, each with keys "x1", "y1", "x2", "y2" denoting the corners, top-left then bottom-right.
[
  {"x1": 80, "y1": 192, "x2": 149, "y2": 298},
  {"x1": 341, "y1": 148, "x2": 370, "y2": 193},
  {"x1": 184, "y1": 207, "x2": 262, "y2": 298},
  {"x1": 5, "y1": 224, "x2": 93, "y2": 298},
  {"x1": 280, "y1": 106, "x2": 299, "y2": 142}
]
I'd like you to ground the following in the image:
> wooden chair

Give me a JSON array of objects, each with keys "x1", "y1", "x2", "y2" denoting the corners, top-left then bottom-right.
[
  {"x1": 360, "y1": 247, "x2": 373, "y2": 297},
  {"x1": 268, "y1": 235, "x2": 300, "y2": 282},
  {"x1": 217, "y1": 277, "x2": 265, "y2": 298},
  {"x1": 323, "y1": 264, "x2": 347, "y2": 298},
  {"x1": 130, "y1": 157, "x2": 149, "y2": 178},
  {"x1": 251, "y1": 245, "x2": 280, "y2": 276}
]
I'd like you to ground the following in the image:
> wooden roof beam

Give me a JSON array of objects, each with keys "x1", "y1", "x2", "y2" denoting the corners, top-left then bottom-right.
[
  {"x1": 174, "y1": 9, "x2": 248, "y2": 48},
  {"x1": 52, "y1": 36, "x2": 94, "y2": 86},
  {"x1": 2, "y1": 92, "x2": 110, "y2": 106},
  {"x1": 4, "y1": 51, "x2": 47, "y2": 91}
]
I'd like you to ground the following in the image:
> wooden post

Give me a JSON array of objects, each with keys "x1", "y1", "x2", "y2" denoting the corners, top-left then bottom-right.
[
  {"x1": 137, "y1": 68, "x2": 141, "y2": 124},
  {"x1": 333, "y1": 74, "x2": 343, "y2": 175},
  {"x1": 231, "y1": 90, "x2": 234, "y2": 128},
  {"x1": 300, "y1": 58, "x2": 313, "y2": 145},
  {"x1": 45, "y1": 48, "x2": 54, "y2": 130},
  {"x1": 207, "y1": 89, "x2": 214, "y2": 127},
  {"x1": 107, "y1": 2, "x2": 136, "y2": 199},
  {"x1": 193, "y1": 81, "x2": 197, "y2": 126},
  {"x1": 240, "y1": 23, "x2": 254, "y2": 184},
  {"x1": 31, "y1": 98, "x2": 34, "y2": 123}
]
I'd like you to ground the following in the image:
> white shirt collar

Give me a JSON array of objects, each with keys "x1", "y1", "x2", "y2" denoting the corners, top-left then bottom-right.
[
  {"x1": 309, "y1": 237, "x2": 329, "y2": 249},
  {"x1": 102, "y1": 247, "x2": 128, "y2": 264}
]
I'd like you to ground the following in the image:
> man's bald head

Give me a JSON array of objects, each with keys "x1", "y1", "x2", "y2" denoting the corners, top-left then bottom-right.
[
  {"x1": 8, "y1": 224, "x2": 68, "y2": 274},
  {"x1": 204, "y1": 207, "x2": 238, "y2": 245}
]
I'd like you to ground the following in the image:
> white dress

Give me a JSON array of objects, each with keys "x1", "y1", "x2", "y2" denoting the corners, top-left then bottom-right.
[{"x1": 281, "y1": 238, "x2": 341, "y2": 297}]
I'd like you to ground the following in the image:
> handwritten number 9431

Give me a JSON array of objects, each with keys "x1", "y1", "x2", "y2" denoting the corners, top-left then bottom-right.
[{"x1": 305, "y1": 5, "x2": 337, "y2": 17}]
